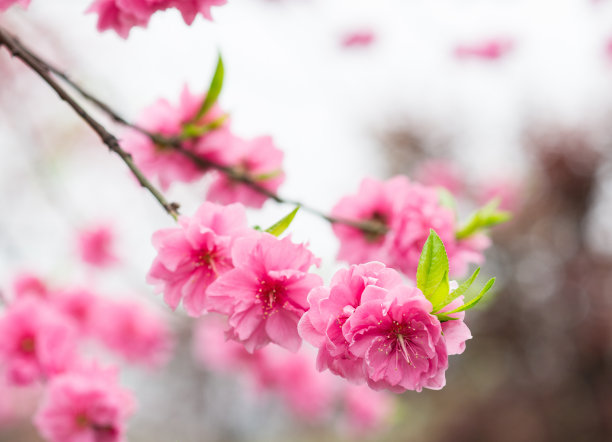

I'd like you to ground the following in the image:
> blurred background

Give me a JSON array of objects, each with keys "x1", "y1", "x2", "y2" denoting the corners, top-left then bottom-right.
[{"x1": 1, "y1": 0, "x2": 612, "y2": 440}]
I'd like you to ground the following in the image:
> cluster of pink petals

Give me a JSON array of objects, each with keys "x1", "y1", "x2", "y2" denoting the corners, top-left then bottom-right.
[
  {"x1": 332, "y1": 176, "x2": 485, "y2": 278},
  {"x1": 12, "y1": 272, "x2": 49, "y2": 300},
  {"x1": 147, "y1": 202, "x2": 254, "y2": 316},
  {"x1": 34, "y1": 364, "x2": 135, "y2": 442},
  {"x1": 299, "y1": 262, "x2": 471, "y2": 393},
  {"x1": 77, "y1": 224, "x2": 119, "y2": 268},
  {"x1": 120, "y1": 85, "x2": 228, "y2": 191},
  {"x1": 0, "y1": 0, "x2": 28, "y2": 12},
  {"x1": 87, "y1": 0, "x2": 227, "y2": 38},
  {"x1": 0, "y1": 298, "x2": 78, "y2": 385},
  {"x1": 205, "y1": 232, "x2": 322, "y2": 352},
  {"x1": 454, "y1": 38, "x2": 514, "y2": 61},
  {"x1": 207, "y1": 135, "x2": 285, "y2": 209},
  {"x1": 94, "y1": 300, "x2": 173, "y2": 367}
]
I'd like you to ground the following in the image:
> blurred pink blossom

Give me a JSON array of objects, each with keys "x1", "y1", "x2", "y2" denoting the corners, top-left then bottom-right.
[
  {"x1": 0, "y1": 298, "x2": 78, "y2": 385},
  {"x1": 414, "y1": 159, "x2": 465, "y2": 196},
  {"x1": 342, "y1": 384, "x2": 392, "y2": 434},
  {"x1": 205, "y1": 233, "x2": 322, "y2": 352},
  {"x1": 12, "y1": 272, "x2": 48, "y2": 300},
  {"x1": 77, "y1": 224, "x2": 118, "y2": 268},
  {"x1": 34, "y1": 364, "x2": 135, "y2": 442},
  {"x1": 341, "y1": 30, "x2": 375, "y2": 48},
  {"x1": 454, "y1": 38, "x2": 514, "y2": 61},
  {"x1": 147, "y1": 202, "x2": 253, "y2": 316},
  {"x1": 0, "y1": 0, "x2": 29, "y2": 12}
]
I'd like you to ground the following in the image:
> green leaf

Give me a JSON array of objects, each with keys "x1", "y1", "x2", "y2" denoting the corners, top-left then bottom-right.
[
  {"x1": 254, "y1": 169, "x2": 283, "y2": 181},
  {"x1": 265, "y1": 207, "x2": 299, "y2": 237},
  {"x1": 416, "y1": 230, "x2": 450, "y2": 307},
  {"x1": 192, "y1": 54, "x2": 224, "y2": 123},
  {"x1": 434, "y1": 313, "x2": 459, "y2": 322},
  {"x1": 433, "y1": 267, "x2": 480, "y2": 313},
  {"x1": 444, "y1": 277, "x2": 496, "y2": 315},
  {"x1": 181, "y1": 114, "x2": 229, "y2": 139},
  {"x1": 455, "y1": 198, "x2": 512, "y2": 240}
]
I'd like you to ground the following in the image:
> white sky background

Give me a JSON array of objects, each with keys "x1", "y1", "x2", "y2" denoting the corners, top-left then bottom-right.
[{"x1": 0, "y1": 0, "x2": 612, "y2": 288}]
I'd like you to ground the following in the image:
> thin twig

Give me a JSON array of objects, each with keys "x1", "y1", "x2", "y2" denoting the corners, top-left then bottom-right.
[
  {"x1": 0, "y1": 27, "x2": 179, "y2": 221},
  {"x1": 2, "y1": 29, "x2": 386, "y2": 236}
]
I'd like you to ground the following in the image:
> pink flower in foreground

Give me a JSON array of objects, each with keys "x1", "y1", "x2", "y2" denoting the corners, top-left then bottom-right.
[
  {"x1": 207, "y1": 135, "x2": 285, "y2": 208},
  {"x1": 77, "y1": 224, "x2": 118, "y2": 268},
  {"x1": 88, "y1": 0, "x2": 226, "y2": 38},
  {"x1": 169, "y1": 0, "x2": 227, "y2": 24},
  {"x1": 332, "y1": 176, "x2": 478, "y2": 277},
  {"x1": 342, "y1": 384, "x2": 392, "y2": 434},
  {"x1": 345, "y1": 285, "x2": 448, "y2": 392},
  {"x1": 12, "y1": 273, "x2": 48, "y2": 300},
  {"x1": 147, "y1": 202, "x2": 253, "y2": 317},
  {"x1": 205, "y1": 233, "x2": 322, "y2": 352},
  {"x1": 0, "y1": 298, "x2": 77, "y2": 385},
  {"x1": 94, "y1": 300, "x2": 173, "y2": 367},
  {"x1": 121, "y1": 85, "x2": 228, "y2": 190},
  {"x1": 34, "y1": 365, "x2": 135, "y2": 442},
  {"x1": 0, "y1": 0, "x2": 30, "y2": 12},
  {"x1": 454, "y1": 38, "x2": 514, "y2": 61},
  {"x1": 87, "y1": 0, "x2": 151, "y2": 39},
  {"x1": 437, "y1": 291, "x2": 472, "y2": 356},
  {"x1": 298, "y1": 262, "x2": 403, "y2": 382}
]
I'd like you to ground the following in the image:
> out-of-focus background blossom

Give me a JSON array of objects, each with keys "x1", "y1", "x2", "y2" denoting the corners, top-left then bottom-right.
[{"x1": 1, "y1": 0, "x2": 612, "y2": 440}]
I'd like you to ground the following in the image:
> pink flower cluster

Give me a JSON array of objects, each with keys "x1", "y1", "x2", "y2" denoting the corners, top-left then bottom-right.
[
  {"x1": 34, "y1": 365, "x2": 135, "y2": 442},
  {"x1": 77, "y1": 224, "x2": 118, "y2": 268},
  {"x1": 0, "y1": 0, "x2": 29, "y2": 12},
  {"x1": 148, "y1": 201, "x2": 322, "y2": 352},
  {"x1": 122, "y1": 86, "x2": 284, "y2": 208},
  {"x1": 332, "y1": 176, "x2": 487, "y2": 278},
  {"x1": 193, "y1": 318, "x2": 393, "y2": 432},
  {"x1": 88, "y1": 0, "x2": 227, "y2": 38},
  {"x1": 299, "y1": 262, "x2": 471, "y2": 392}
]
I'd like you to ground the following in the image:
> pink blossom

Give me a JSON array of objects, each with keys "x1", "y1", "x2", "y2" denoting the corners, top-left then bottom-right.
[
  {"x1": 52, "y1": 288, "x2": 101, "y2": 335},
  {"x1": 169, "y1": 0, "x2": 227, "y2": 24},
  {"x1": 205, "y1": 233, "x2": 322, "y2": 352},
  {"x1": 437, "y1": 293, "x2": 472, "y2": 356},
  {"x1": 77, "y1": 224, "x2": 118, "y2": 268},
  {"x1": 0, "y1": 0, "x2": 30, "y2": 12},
  {"x1": 87, "y1": 0, "x2": 151, "y2": 39},
  {"x1": 454, "y1": 38, "x2": 514, "y2": 61},
  {"x1": 207, "y1": 135, "x2": 285, "y2": 208},
  {"x1": 88, "y1": 0, "x2": 226, "y2": 38},
  {"x1": 298, "y1": 261, "x2": 403, "y2": 382},
  {"x1": 414, "y1": 159, "x2": 465, "y2": 196},
  {"x1": 147, "y1": 201, "x2": 253, "y2": 317},
  {"x1": 94, "y1": 300, "x2": 173, "y2": 367},
  {"x1": 12, "y1": 272, "x2": 48, "y2": 300},
  {"x1": 345, "y1": 285, "x2": 448, "y2": 392},
  {"x1": 332, "y1": 176, "x2": 477, "y2": 277},
  {"x1": 0, "y1": 298, "x2": 78, "y2": 385},
  {"x1": 341, "y1": 384, "x2": 392, "y2": 434},
  {"x1": 263, "y1": 348, "x2": 336, "y2": 421},
  {"x1": 341, "y1": 30, "x2": 376, "y2": 48},
  {"x1": 34, "y1": 364, "x2": 135, "y2": 442},
  {"x1": 121, "y1": 85, "x2": 228, "y2": 190}
]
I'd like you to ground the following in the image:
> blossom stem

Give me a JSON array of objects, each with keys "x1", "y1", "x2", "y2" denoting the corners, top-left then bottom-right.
[
  {"x1": 0, "y1": 28, "x2": 385, "y2": 236},
  {"x1": 0, "y1": 27, "x2": 179, "y2": 221}
]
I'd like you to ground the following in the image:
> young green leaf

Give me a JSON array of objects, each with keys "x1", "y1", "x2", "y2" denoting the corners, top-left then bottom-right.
[
  {"x1": 434, "y1": 313, "x2": 459, "y2": 323},
  {"x1": 437, "y1": 187, "x2": 457, "y2": 213},
  {"x1": 455, "y1": 198, "x2": 512, "y2": 240},
  {"x1": 192, "y1": 53, "x2": 224, "y2": 123},
  {"x1": 416, "y1": 230, "x2": 450, "y2": 307},
  {"x1": 433, "y1": 267, "x2": 481, "y2": 313},
  {"x1": 443, "y1": 277, "x2": 495, "y2": 315},
  {"x1": 265, "y1": 207, "x2": 299, "y2": 237}
]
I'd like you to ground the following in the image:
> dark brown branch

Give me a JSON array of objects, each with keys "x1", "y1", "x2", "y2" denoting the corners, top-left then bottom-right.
[
  {"x1": 0, "y1": 27, "x2": 179, "y2": 221},
  {"x1": 3, "y1": 30, "x2": 386, "y2": 237}
]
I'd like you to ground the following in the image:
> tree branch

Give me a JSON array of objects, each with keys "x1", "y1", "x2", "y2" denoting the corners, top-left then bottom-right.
[{"x1": 0, "y1": 27, "x2": 179, "y2": 221}]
